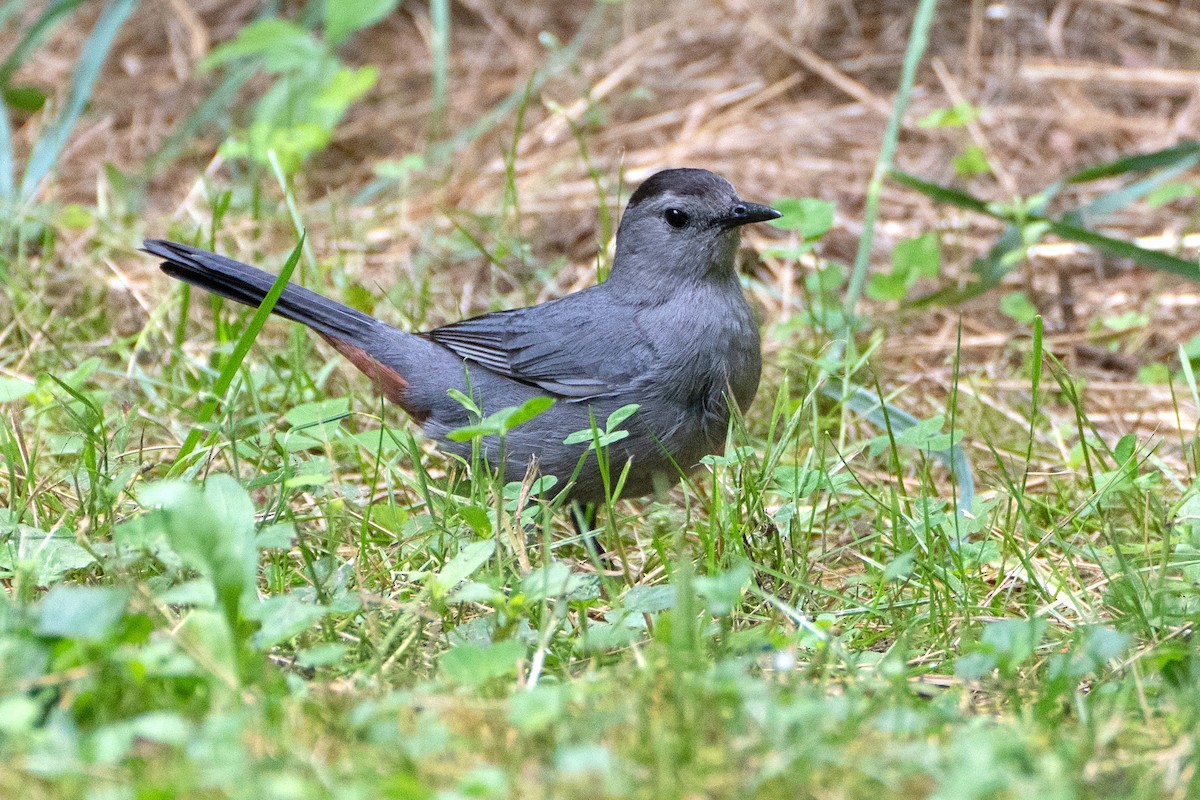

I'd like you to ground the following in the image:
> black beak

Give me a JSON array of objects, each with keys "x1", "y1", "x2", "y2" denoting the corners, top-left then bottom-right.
[{"x1": 716, "y1": 201, "x2": 782, "y2": 229}]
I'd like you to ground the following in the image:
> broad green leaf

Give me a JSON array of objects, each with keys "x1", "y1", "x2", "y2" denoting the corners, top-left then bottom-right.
[
  {"x1": 520, "y1": 562, "x2": 596, "y2": 602},
  {"x1": 0, "y1": 513, "x2": 99, "y2": 585},
  {"x1": 509, "y1": 684, "x2": 567, "y2": 734},
  {"x1": 176, "y1": 609, "x2": 238, "y2": 686},
  {"x1": 154, "y1": 579, "x2": 215, "y2": 607},
  {"x1": 36, "y1": 585, "x2": 130, "y2": 641},
  {"x1": 982, "y1": 617, "x2": 1048, "y2": 668},
  {"x1": 447, "y1": 581, "x2": 497, "y2": 604},
  {"x1": 893, "y1": 232, "x2": 940, "y2": 279},
  {"x1": 699, "y1": 445, "x2": 755, "y2": 467},
  {"x1": 1138, "y1": 363, "x2": 1170, "y2": 385},
  {"x1": 255, "y1": 523, "x2": 295, "y2": 550},
  {"x1": 577, "y1": 621, "x2": 640, "y2": 652},
  {"x1": 770, "y1": 465, "x2": 823, "y2": 499},
  {"x1": 563, "y1": 404, "x2": 637, "y2": 448},
  {"x1": 1101, "y1": 310, "x2": 1147, "y2": 332},
  {"x1": 1114, "y1": 433, "x2": 1137, "y2": 464},
  {"x1": 563, "y1": 427, "x2": 602, "y2": 446},
  {"x1": 456, "y1": 505, "x2": 492, "y2": 536},
  {"x1": 447, "y1": 398, "x2": 552, "y2": 442},
  {"x1": 769, "y1": 197, "x2": 835, "y2": 239},
  {"x1": 694, "y1": 563, "x2": 752, "y2": 617},
  {"x1": 918, "y1": 102, "x2": 981, "y2": 128},
  {"x1": 447, "y1": 387, "x2": 480, "y2": 415},
  {"x1": 619, "y1": 584, "x2": 675, "y2": 616},
  {"x1": 250, "y1": 594, "x2": 334, "y2": 650},
  {"x1": 202, "y1": 19, "x2": 323, "y2": 71},
  {"x1": 441, "y1": 640, "x2": 525, "y2": 686},
  {"x1": 374, "y1": 153, "x2": 426, "y2": 181},
  {"x1": 313, "y1": 65, "x2": 378, "y2": 112},
  {"x1": 0, "y1": 376, "x2": 35, "y2": 402},
  {"x1": 952, "y1": 146, "x2": 991, "y2": 176},
  {"x1": 3, "y1": 85, "x2": 46, "y2": 113},
  {"x1": 505, "y1": 396, "x2": 555, "y2": 430},
  {"x1": 447, "y1": 422, "x2": 500, "y2": 442},
  {"x1": 140, "y1": 476, "x2": 258, "y2": 629},
  {"x1": 296, "y1": 643, "x2": 347, "y2": 668},
  {"x1": 284, "y1": 397, "x2": 351, "y2": 427},
  {"x1": 434, "y1": 539, "x2": 496, "y2": 592},
  {"x1": 605, "y1": 403, "x2": 639, "y2": 430},
  {"x1": 999, "y1": 291, "x2": 1038, "y2": 323},
  {"x1": 866, "y1": 271, "x2": 908, "y2": 301},
  {"x1": 324, "y1": 0, "x2": 401, "y2": 46}
]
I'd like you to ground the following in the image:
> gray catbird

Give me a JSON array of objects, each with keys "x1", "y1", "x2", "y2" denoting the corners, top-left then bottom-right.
[{"x1": 144, "y1": 168, "x2": 779, "y2": 507}]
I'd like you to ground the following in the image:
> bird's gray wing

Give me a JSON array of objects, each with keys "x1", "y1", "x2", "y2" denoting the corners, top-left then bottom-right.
[{"x1": 424, "y1": 298, "x2": 645, "y2": 399}]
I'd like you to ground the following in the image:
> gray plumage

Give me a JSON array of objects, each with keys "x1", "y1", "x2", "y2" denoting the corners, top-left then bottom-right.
[{"x1": 144, "y1": 168, "x2": 779, "y2": 504}]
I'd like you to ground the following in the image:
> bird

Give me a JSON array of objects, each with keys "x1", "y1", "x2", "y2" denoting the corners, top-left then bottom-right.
[{"x1": 144, "y1": 168, "x2": 779, "y2": 531}]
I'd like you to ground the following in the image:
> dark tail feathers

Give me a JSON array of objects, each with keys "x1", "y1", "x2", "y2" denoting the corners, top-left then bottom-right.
[{"x1": 143, "y1": 239, "x2": 378, "y2": 343}]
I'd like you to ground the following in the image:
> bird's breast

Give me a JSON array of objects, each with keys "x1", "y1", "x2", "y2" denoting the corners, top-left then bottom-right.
[{"x1": 634, "y1": 287, "x2": 761, "y2": 435}]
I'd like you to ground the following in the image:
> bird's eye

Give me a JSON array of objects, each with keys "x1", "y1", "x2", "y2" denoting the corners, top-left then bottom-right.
[{"x1": 664, "y1": 208, "x2": 689, "y2": 228}]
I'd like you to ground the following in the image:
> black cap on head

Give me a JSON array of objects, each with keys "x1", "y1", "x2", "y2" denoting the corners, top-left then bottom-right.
[{"x1": 626, "y1": 168, "x2": 736, "y2": 209}]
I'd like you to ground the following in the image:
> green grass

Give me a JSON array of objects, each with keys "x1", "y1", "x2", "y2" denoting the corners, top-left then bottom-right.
[{"x1": 1, "y1": 195, "x2": 1197, "y2": 797}]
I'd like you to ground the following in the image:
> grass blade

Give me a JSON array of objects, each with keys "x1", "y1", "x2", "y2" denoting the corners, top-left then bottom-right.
[
  {"x1": 0, "y1": 89, "x2": 12, "y2": 205},
  {"x1": 888, "y1": 169, "x2": 991, "y2": 213},
  {"x1": 842, "y1": 0, "x2": 941, "y2": 322},
  {"x1": 0, "y1": 0, "x2": 87, "y2": 88},
  {"x1": 1066, "y1": 152, "x2": 1200, "y2": 224},
  {"x1": 18, "y1": 0, "x2": 138, "y2": 204},
  {"x1": 1065, "y1": 140, "x2": 1200, "y2": 184},
  {"x1": 170, "y1": 236, "x2": 306, "y2": 472},
  {"x1": 428, "y1": 0, "x2": 450, "y2": 142},
  {"x1": 893, "y1": 167, "x2": 1200, "y2": 281},
  {"x1": 1046, "y1": 218, "x2": 1200, "y2": 280}
]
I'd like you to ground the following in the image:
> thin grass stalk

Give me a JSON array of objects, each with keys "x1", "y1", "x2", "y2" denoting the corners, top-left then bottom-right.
[
  {"x1": 0, "y1": 98, "x2": 12, "y2": 214},
  {"x1": 18, "y1": 0, "x2": 138, "y2": 204},
  {"x1": 1021, "y1": 315, "x2": 1044, "y2": 499},
  {"x1": 169, "y1": 236, "x2": 306, "y2": 472},
  {"x1": 428, "y1": 0, "x2": 450, "y2": 142},
  {"x1": 268, "y1": 149, "x2": 316, "y2": 270},
  {"x1": 841, "y1": 0, "x2": 940, "y2": 323}
]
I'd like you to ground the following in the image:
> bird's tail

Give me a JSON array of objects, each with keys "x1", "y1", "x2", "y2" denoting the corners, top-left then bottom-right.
[{"x1": 142, "y1": 239, "x2": 379, "y2": 343}]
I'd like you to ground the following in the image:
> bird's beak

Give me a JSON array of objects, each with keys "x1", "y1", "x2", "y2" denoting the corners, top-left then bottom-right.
[{"x1": 716, "y1": 201, "x2": 782, "y2": 229}]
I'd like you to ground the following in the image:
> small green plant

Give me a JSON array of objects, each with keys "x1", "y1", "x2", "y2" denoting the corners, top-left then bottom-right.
[
  {"x1": 203, "y1": 2, "x2": 401, "y2": 177},
  {"x1": 764, "y1": 197, "x2": 847, "y2": 330},
  {"x1": 766, "y1": 197, "x2": 835, "y2": 255},
  {"x1": 999, "y1": 290, "x2": 1039, "y2": 324},
  {"x1": 918, "y1": 102, "x2": 992, "y2": 178},
  {"x1": 866, "y1": 231, "x2": 941, "y2": 301}
]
